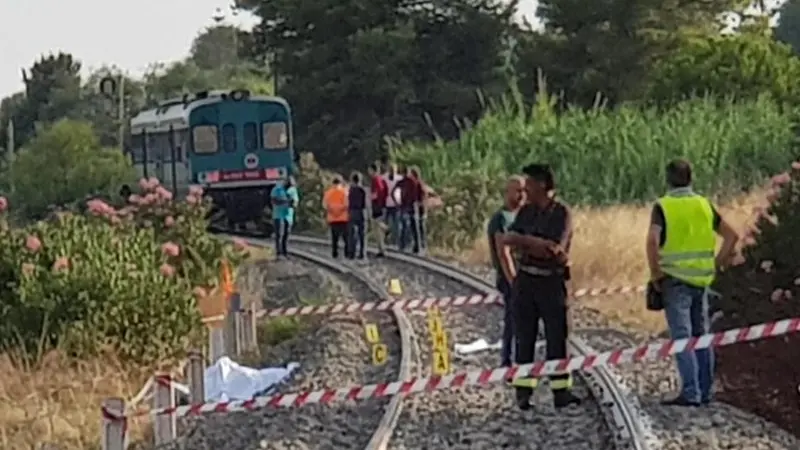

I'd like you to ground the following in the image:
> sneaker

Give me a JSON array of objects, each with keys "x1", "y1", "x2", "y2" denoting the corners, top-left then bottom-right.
[
  {"x1": 375, "y1": 252, "x2": 386, "y2": 258},
  {"x1": 660, "y1": 395, "x2": 700, "y2": 407},
  {"x1": 553, "y1": 391, "x2": 581, "y2": 408}
]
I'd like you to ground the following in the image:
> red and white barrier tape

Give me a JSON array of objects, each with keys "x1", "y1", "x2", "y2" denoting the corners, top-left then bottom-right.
[
  {"x1": 255, "y1": 285, "x2": 645, "y2": 318},
  {"x1": 101, "y1": 316, "x2": 800, "y2": 421}
]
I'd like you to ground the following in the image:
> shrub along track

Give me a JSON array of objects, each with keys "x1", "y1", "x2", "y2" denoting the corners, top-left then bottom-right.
[
  {"x1": 162, "y1": 236, "x2": 414, "y2": 450},
  {"x1": 292, "y1": 236, "x2": 648, "y2": 450}
]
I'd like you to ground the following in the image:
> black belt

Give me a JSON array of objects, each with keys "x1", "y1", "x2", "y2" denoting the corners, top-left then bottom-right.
[{"x1": 519, "y1": 265, "x2": 565, "y2": 277}]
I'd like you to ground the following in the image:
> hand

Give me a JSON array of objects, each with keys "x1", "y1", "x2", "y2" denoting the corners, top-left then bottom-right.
[{"x1": 650, "y1": 271, "x2": 665, "y2": 291}]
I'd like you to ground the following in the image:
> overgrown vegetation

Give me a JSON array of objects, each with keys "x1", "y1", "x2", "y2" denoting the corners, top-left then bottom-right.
[
  {"x1": 0, "y1": 180, "x2": 245, "y2": 365},
  {"x1": 380, "y1": 88, "x2": 797, "y2": 250}
]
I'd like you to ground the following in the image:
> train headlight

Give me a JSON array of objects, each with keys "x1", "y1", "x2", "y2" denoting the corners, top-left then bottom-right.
[{"x1": 198, "y1": 171, "x2": 219, "y2": 183}]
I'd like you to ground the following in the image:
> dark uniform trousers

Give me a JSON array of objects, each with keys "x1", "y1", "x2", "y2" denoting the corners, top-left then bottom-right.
[{"x1": 512, "y1": 270, "x2": 571, "y2": 400}]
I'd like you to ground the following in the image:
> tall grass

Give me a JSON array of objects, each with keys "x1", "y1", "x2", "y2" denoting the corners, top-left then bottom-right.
[{"x1": 391, "y1": 88, "x2": 799, "y2": 206}]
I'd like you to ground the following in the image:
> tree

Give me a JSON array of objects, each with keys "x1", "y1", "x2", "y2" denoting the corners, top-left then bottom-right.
[
  {"x1": 14, "y1": 53, "x2": 83, "y2": 148},
  {"x1": 516, "y1": 0, "x2": 752, "y2": 107},
  {"x1": 775, "y1": 0, "x2": 800, "y2": 54},
  {"x1": 240, "y1": 0, "x2": 516, "y2": 169},
  {"x1": 644, "y1": 33, "x2": 800, "y2": 106},
  {"x1": 190, "y1": 25, "x2": 242, "y2": 70},
  {"x1": 8, "y1": 120, "x2": 134, "y2": 218}
]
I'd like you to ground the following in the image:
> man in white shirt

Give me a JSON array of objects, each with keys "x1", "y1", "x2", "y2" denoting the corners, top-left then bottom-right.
[{"x1": 383, "y1": 163, "x2": 403, "y2": 246}]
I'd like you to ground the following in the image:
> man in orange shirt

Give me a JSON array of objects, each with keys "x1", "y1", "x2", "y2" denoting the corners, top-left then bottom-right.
[{"x1": 323, "y1": 176, "x2": 350, "y2": 258}]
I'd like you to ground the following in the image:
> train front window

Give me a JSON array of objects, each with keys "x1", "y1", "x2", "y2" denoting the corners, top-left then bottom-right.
[
  {"x1": 192, "y1": 125, "x2": 219, "y2": 154},
  {"x1": 222, "y1": 123, "x2": 237, "y2": 153},
  {"x1": 244, "y1": 122, "x2": 258, "y2": 151},
  {"x1": 262, "y1": 122, "x2": 288, "y2": 150}
]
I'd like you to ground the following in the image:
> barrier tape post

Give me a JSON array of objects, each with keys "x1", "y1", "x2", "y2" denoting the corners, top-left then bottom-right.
[
  {"x1": 224, "y1": 293, "x2": 241, "y2": 357},
  {"x1": 153, "y1": 374, "x2": 176, "y2": 445},
  {"x1": 209, "y1": 325, "x2": 225, "y2": 363},
  {"x1": 240, "y1": 299, "x2": 258, "y2": 353},
  {"x1": 101, "y1": 397, "x2": 125, "y2": 450},
  {"x1": 187, "y1": 350, "x2": 206, "y2": 404}
]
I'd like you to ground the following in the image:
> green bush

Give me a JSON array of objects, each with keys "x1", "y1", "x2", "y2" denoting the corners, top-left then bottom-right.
[
  {"x1": 7, "y1": 119, "x2": 135, "y2": 219},
  {"x1": 0, "y1": 179, "x2": 245, "y2": 365},
  {"x1": 390, "y1": 90, "x2": 799, "y2": 250}
]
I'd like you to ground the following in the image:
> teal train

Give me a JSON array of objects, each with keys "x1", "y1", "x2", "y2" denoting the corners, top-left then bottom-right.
[{"x1": 127, "y1": 89, "x2": 294, "y2": 233}]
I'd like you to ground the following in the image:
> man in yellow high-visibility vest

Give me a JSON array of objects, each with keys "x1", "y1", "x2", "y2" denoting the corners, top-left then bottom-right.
[{"x1": 646, "y1": 159, "x2": 739, "y2": 407}]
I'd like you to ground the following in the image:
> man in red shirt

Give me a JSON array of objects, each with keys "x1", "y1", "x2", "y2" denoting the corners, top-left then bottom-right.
[
  {"x1": 392, "y1": 166, "x2": 424, "y2": 253},
  {"x1": 368, "y1": 163, "x2": 388, "y2": 256}
]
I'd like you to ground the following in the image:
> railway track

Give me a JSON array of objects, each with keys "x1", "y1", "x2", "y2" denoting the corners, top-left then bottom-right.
[
  {"x1": 169, "y1": 235, "x2": 413, "y2": 450},
  {"x1": 284, "y1": 234, "x2": 651, "y2": 450}
]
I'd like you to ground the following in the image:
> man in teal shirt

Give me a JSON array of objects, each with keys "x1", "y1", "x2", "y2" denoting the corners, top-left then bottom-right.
[
  {"x1": 487, "y1": 175, "x2": 525, "y2": 367},
  {"x1": 271, "y1": 176, "x2": 299, "y2": 257}
]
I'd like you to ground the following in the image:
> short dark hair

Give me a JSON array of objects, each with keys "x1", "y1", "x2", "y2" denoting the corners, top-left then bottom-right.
[
  {"x1": 522, "y1": 163, "x2": 555, "y2": 190},
  {"x1": 351, "y1": 172, "x2": 361, "y2": 184},
  {"x1": 369, "y1": 163, "x2": 379, "y2": 173},
  {"x1": 332, "y1": 175, "x2": 342, "y2": 185},
  {"x1": 666, "y1": 159, "x2": 692, "y2": 188}
]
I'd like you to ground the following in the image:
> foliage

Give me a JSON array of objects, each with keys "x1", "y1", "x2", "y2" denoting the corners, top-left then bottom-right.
[
  {"x1": 391, "y1": 88, "x2": 799, "y2": 248},
  {"x1": 515, "y1": 0, "x2": 751, "y2": 107},
  {"x1": 714, "y1": 163, "x2": 800, "y2": 329},
  {"x1": 6, "y1": 119, "x2": 135, "y2": 219},
  {"x1": 1, "y1": 53, "x2": 83, "y2": 151},
  {"x1": 239, "y1": 0, "x2": 516, "y2": 170},
  {"x1": 0, "y1": 180, "x2": 245, "y2": 365},
  {"x1": 294, "y1": 152, "x2": 337, "y2": 233},
  {"x1": 644, "y1": 33, "x2": 800, "y2": 106},
  {"x1": 191, "y1": 24, "x2": 245, "y2": 70}
]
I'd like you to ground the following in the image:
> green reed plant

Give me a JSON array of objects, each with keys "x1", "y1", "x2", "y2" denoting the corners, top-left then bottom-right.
[{"x1": 390, "y1": 87, "x2": 800, "y2": 250}]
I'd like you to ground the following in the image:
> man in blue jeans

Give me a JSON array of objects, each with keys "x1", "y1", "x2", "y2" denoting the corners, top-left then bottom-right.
[
  {"x1": 646, "y1": 159, "x2": 738, "y2": 406},
  {"x1": 271, "y1": 176, "x2": 299, "y2": 258},
  {"x1": 487, "y1": 175, "x2": 526, "y2": 367}
]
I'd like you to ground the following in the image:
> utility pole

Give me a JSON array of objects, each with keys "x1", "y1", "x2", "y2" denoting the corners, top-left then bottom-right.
[{"x1": 117, "y1": 75, "x2": 125, "y2": 149}]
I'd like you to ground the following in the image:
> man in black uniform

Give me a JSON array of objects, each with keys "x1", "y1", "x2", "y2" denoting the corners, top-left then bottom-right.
[{"x1": 502, "y1": 163, "x2": 581, "y2": 410}]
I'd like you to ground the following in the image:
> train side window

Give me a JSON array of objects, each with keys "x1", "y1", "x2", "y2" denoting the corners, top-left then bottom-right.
[
  {"x1": 192, "y1": 125, "x2": 219, "y2": 154},
  {"x1": 222, "y1": 123, "x2": 237, "y2": 153},
  {"x1": 262, "y1": 122, "x2": 288, "y2": 150},
  {"x1": 130, "y1": 133, "x2": 144, "y2": 163},
  {"x1": 244, "y1": 122, "x2": 258, "y2": 151}
]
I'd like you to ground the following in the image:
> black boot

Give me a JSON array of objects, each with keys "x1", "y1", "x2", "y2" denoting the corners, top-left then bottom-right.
[
  {"x1": 553, "y1": 390, "x2": 581, "y2": 408},
  {"x1": 515, "y1": 388, "x2": 532, "y2": 411}
]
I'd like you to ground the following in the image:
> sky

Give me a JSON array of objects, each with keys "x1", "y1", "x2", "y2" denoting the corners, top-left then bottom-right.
[
  {"x1": 0, "y1": 0, "x2": 541, "y2": 99},
  {"x1": 0, "y1": 0, "x2": 783, "y2": 100}
]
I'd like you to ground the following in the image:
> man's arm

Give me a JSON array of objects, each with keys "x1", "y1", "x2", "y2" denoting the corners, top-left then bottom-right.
[
  {"x1": 502, "y1": 232, "x2": 554, "y2": 258},
  {"x1": 646, "y1": 205, "x2": 664, "y2": 281},
  {"x1": 494, "y1": 233, "x2": 517, "y2": 282}
]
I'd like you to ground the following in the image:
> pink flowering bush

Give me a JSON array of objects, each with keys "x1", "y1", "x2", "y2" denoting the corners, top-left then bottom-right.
[
  {"x1": 714, "y1": 162, "x2": 800, "y2": 328},
  {"x1": 0, "y1": 178, "x2": 247, "y2": 364}
]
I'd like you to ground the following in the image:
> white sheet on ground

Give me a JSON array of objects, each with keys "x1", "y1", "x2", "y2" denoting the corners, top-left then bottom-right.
[
  {"x1": 454, "y1": 338, "x2": 545, "y2": 355},
  {"x1": 171, "y1": 357, "x2": 300, "y2": 402}
]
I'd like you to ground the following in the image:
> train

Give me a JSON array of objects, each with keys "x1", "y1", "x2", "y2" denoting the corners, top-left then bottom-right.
[{"x1": 127, "y1": 89, "x2": 294, "y2": 233}]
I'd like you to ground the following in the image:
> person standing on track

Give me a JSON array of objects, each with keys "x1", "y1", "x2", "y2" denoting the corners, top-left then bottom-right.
[
  {"x1": 501, "y1": 163, "x2": 581, "y2": 410},
  {"x1": 488, "y1": 175, "x2": 526, "y2": 367},
  {"x1": 323, "y1": 176, "x2": 350, "y2": 259},
  {"x1": 368, "y1": 163, "x2": 388, "y2": 257},
  {"x1": 271, "y1": 176, "x2": 300, "y2": 258},
  {"x1": 383, "y1": 163, "x2": 403, "y2": 246},
  {"x1": 346, "y1": 172, "x2": 368, "y2": 259},
  {"x1": 647, "y1": 158, "x2": 738, "y2": 407},
  {"x1": 392, "y1": 166, "x2": 423, "y2": 254}
]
